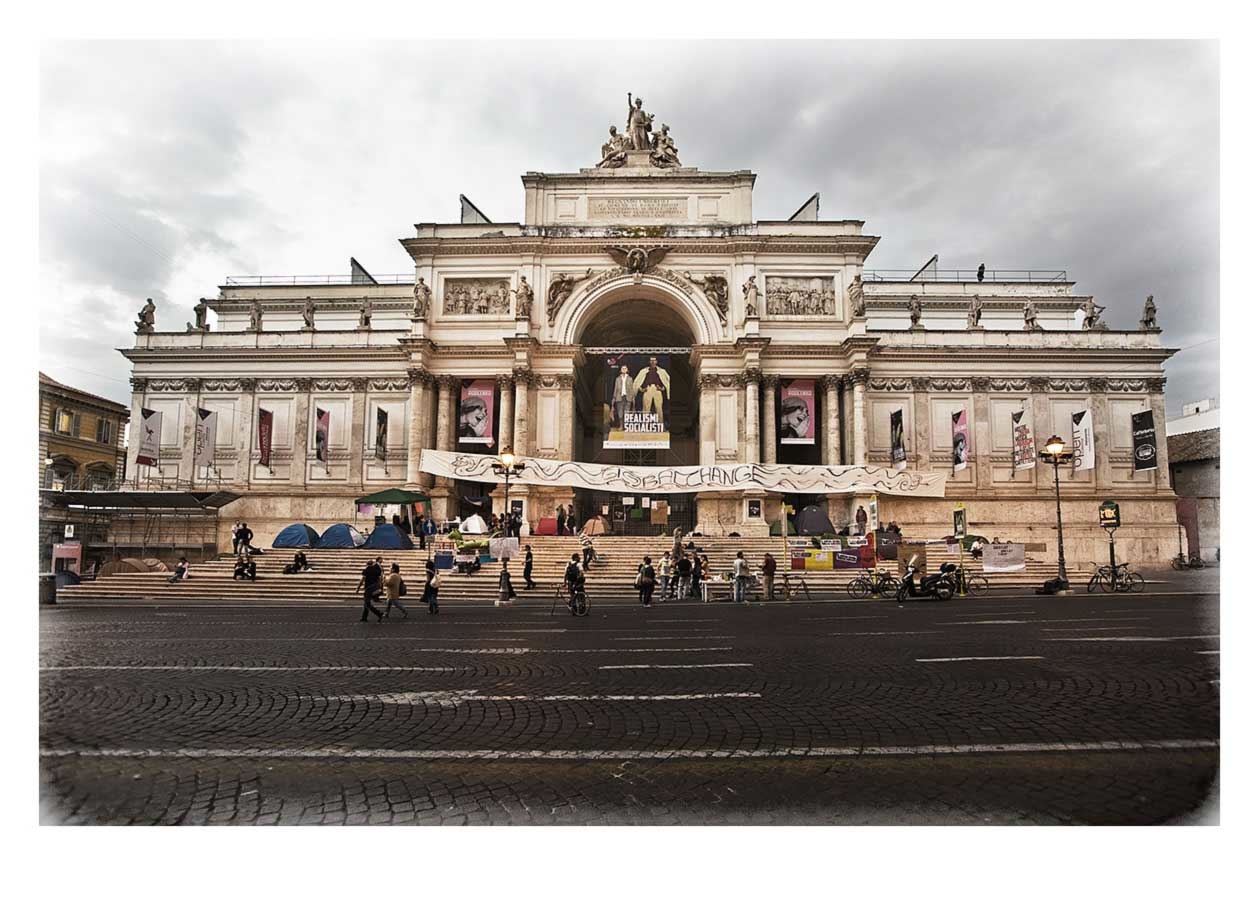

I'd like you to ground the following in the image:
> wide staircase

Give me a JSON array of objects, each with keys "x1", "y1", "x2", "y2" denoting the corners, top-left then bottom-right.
[{"x1": 57, "y1": 535, "x2": 1092, "y2": 605}]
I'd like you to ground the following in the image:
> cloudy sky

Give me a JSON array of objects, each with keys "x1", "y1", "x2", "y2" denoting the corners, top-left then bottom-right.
[{"x1": 39, "y1": 40, "x2": 1218, "y2": 413}]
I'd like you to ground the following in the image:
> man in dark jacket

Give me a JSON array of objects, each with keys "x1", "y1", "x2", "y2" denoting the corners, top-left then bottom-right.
[
  {"x1": 356, "y1": 558, "x2": 384, "y2": 622},
  {"x1": 563, "y1": 553, "x2": 585, "y2": 614},
  {"x1": 762, "y1": 552, "x2": 778, "y2": 601},
  {"x1": 523, "y1": 544, "x2": 537, "y2": 589}
]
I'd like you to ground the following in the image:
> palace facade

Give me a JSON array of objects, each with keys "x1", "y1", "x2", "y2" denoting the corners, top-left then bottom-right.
[{"x1": 120, "y1": 106, "x2": 1179, "y2": 565}]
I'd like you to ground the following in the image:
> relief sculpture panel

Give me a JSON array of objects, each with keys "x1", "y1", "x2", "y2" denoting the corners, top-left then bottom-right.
[
  {"x1": 442, "y1": 278, "x2": 513, "y2": 316},
  {"x1": 764, "y1": 276, "x2": 836, "y2": 317}
]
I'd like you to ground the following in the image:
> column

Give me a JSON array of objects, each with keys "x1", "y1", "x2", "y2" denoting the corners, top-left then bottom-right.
[
  {"x1": 178, "y1": 379, "x2": 200, "y2": 484},
  {"x1": 743, "y1": 368, "x2": 761, "y2": 463},
  {"x1": 851, "y1": 368, "x2": 869, "y2": 466},
  {"x1": 557, "y1": 373, "x2": 575, "y2": 460},
  {"x1": 406, "y1": 369, "x2": 427, "y2": 488},
  {"x1": 497, "y1": 376, "x2": 514, "y2": 452},
  {"x1": 126, "y1": 377, "x2": 146, "y2": 486},
  {"x1": 911, "y1": 377, "x2": 931, "y2": 471},
  {"x1": 290, "y1": 378, "x2": 312, "y2": 487},
  {"x1": 1148, "y1": 377, "x2": 1173, "y2": 492},
  {"x1": 971, "y1": 376, "x2": 991, "y2": 490},
  {"x1": 432, "y1": 376, "x2": 456, "y2": 490},
  {"x1": 761, "y1": 375, "x2": 778, "y2": 464},
  {"x1": 699, "y1": 374, "x2": 718, "y2": 465},
  {"x1": 512, "y1": 368, "x2": 530, "y2": 456},
  {"x1": 823, "y1": 375, "x2": 841, "y2": 466},
  {"x1": 238, "y1": 378, "x2": 256, "y2": 488},
  {"x1": 349, "y1": 378, "x2": 368, "y2": 487}
]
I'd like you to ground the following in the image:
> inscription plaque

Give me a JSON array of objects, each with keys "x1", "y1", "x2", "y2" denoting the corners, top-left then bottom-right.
[{"x1": 588, "y1": 196, "x2": 688, "y2": 221}]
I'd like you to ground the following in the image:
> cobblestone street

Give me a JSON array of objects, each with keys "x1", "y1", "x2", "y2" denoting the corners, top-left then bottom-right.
[{"x1": 39, "y1": 590, "x2": 1219, "y2": 824}]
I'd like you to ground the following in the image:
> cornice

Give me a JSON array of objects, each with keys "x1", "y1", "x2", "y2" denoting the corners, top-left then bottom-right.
[{"x1": 401, "y1": 235, "x2": 879, "y2": 259}]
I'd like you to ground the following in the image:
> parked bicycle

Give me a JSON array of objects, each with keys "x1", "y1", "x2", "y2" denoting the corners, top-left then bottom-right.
[
  {"x1": 955, "y1": 567, "x2": 989, "y2": 596},
  {"x1": 1087, "y1": 561, "x2": 1145, "y2": 593},
  {"x1": 846, "y1": 567, "x2": 898, "y2": 599},
  {"x1": 1171, "y1": 552, "x2": 1205, "y2": 570}
]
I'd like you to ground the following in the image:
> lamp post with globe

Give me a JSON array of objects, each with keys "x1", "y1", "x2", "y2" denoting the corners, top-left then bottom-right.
[
  {"x1": 490, "y1": 448, "x2": 525, "y2": 531},
  {"x1": 1039, "y1": 434, "x2": 1073, "y2": 590}
]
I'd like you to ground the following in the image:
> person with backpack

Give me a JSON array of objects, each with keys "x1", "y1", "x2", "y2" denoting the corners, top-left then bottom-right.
[
  {"x1": 636, "y1": 555, "x2": 656, "y2": 608},
  {"x1": 422, "y1": 562, "x2": 441, "y2": 614},
  {"x1": 563, "y1": 553, "x2": 585, "y2": 615},
  {"x1": 675, "y1": 553, "x2": 692, "y2": 599},
  {"x1": 383, "y1": 563, "x2": 408, "y2": 619},
  {"x1": 762, "y1": 552, "x2": 778, "y2": 601}
]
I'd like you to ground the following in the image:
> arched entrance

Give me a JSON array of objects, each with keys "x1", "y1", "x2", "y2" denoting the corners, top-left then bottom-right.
[{"x1": 571, "y1": 288, "x2": 700, "y2": 535}]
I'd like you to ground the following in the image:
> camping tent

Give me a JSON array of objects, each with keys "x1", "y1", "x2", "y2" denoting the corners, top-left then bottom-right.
[
  {"x1": 315, "y1": 523, "x2": 367, "y2": 549},
  {"x1": 580, "y1": 516, "x2": 612, "y2": 536},
  {"x1": 98, "y1": 557, "x2": 169, "y2": 577},
  {"x1": 272, "y1": 523, "x2": 320, "y2": 548},
  {"x1": 364, "y1": 522, "x2": 415, "y2": 550},
  {"x1": 796, "y1": 505, "x2": 835, "y2": 535},
  {"x1": 459, "y1": 513, "x2": 489, "y2": 535},
  {"x1": 354, "y1": 488, "x2": 431, "y2": 505}
]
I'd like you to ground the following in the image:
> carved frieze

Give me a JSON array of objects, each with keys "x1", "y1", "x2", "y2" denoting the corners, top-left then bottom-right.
[
  {"x1": 869, "y1": 377, "x2": 913, "y2": 392},
  {"x1": 200, "y1": 379, "x2": 242, "y2": 393},
  {"x1": 370, "y1": 377, "x2": 410, "y2": 393},
  {"x1": 988, "y1": 378, "x2": 1029, "y2": 392},
  {"x1": 764, "y1": 276, "x2": 836, "y2": 316},
  {"x1": 740, "y1": 367, "x2": 762, "y2": 386},
  {"x1": 1028, "y1": 377, "x2": 1050, "y2": 392},
  {"x1": 970, "y1": 376, "x2": 991, "y2": 392},
  {"x1": 716, "y1": 374, "x2": 740, "y2": 388},
  {"x1": 257, "y1": 379, "x2": 299, "y2": 393},
  {"x1": 146, "y1": 379, "x2": 191, "y2": 393},
  {"x1": 1047, "y1": 378, "x2": 1090, "y2": 393},
  {"x1": 929, "y1": 378, "x2": 971, "y2": 392},
  {"x1": 910, "y1": 376, "x2": 932, "y2": 392},
  {"x1": 442, "y1": 278, "x2": 513, "y2": 316},
  {"x1": 699, "y1": 374, "x2": 720, "y2": 388},
  {"x1": 312, "y1": 378, "x2": 357, "y2": 393},
  {"x1": 1088, "y1": 377, "x2": 1110, "y2": 393}
]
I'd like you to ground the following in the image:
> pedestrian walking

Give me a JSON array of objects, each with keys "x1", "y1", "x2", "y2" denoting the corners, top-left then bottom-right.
[
  {"x1": 523, "y1": 544, "x2": 537, "y2": 589},
  {"x1": 762, "y1": 551, "x2": 777, "y2": 601},
  {"x1": 423, "y1": 562, "x2": 442, "y2": 614},
  {"x1": 356, "y1": 558, "x2": 384, "y2": 622},
  {"x1": 563, "y1": 553, "x2": 585, "y2": 614},
  {"x1": 580, "y1": 532, "x2": 596, "y2": 570},
  {"x1": 231, "y1": 521, "x2": 243, "y2": 555},
  {"x1": 675, "y1": 553, "x2": 692, "y2": 599},
  {"x1": 555, "y1": 503, "x2": 566, "y2": 536},
  {"x1": 732, "y1": 550, "x2": 750, "y2": 603},
  {"x1": 636, "y1": 555, "x2": 656, "y2": 608},
  {"x1": 497, "y1": 558, "x2": 518, "y2": 605},
  {"x1": 383, "y1": 563, "x2": 408, "y2": 619},
  {"x1": 689, "y1": 551, "x2": 703, "y2": 598},
  {"x1": 657, "y1": 551, "x2": 672, "y2": 599},
  {"x1": 566, "y1": 504, "x2": 576, "y2": 536}
]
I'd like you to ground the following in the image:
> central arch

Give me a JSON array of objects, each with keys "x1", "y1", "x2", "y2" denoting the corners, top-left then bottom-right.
[{"x1": 557, "y1": 274, "x2": 720, "y2": 347}]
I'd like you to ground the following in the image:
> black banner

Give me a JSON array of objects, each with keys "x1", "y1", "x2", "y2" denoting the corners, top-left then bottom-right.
[
  {"x1": 1131, "y1": 409, "x2": 1157, "y2": 472},
  {"x1": 890, "y1": 408, "x2": 906, "y2": 469}
]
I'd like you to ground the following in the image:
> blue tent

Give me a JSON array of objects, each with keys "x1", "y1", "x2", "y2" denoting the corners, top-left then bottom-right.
[
  {"x1": 272, "y1": 523, "x2": 321, "y2": 548},
  {"x1": 364, "y1": 522, "x2": 415, "y2": 550},
  {"x1": 315, "y1": 523, "x2": 367, "y2": 549}
]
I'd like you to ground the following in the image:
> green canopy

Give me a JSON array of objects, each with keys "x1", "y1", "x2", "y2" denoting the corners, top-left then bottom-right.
[{"x1": 354, "y1": 488, "x2": 432, "y2": 505}]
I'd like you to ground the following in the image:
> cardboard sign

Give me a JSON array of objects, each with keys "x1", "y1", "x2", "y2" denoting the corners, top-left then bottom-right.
[{"x1": 896, "y1": 543, "x2": 928, "y2": 578}]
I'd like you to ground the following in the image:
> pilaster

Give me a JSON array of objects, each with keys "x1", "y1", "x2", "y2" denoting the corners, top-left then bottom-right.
[{"x1": 761, "y1": 374, "x2": 779, "y2": 464}]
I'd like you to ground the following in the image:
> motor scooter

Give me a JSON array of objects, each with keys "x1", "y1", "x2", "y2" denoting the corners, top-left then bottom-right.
[{"x1": 896, "y1": 559, "x2": 956, "y2": 602}]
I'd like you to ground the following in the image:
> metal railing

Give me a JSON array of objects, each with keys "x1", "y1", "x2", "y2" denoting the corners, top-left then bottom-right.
[
  {"x1": 864, "y1": 269, "x2": 1068, "y2": 283},
  {"x1": 40, "y1": 474, "x2": 124, "y2": 493},
  {"x1": 224, "y1": 274, "x2": 415, "y2": 286}
]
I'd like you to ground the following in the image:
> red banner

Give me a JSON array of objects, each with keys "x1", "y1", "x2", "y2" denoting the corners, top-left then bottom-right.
[{"x1": 258, "y1": 408, "x2": 273, "y2": 467}]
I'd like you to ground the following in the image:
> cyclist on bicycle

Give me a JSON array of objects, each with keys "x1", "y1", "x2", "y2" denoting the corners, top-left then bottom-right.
[{"x1": 563, "y1": 553, "x2": 586, "y2": 614}]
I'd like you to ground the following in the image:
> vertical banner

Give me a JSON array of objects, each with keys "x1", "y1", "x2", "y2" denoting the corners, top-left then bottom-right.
[
  {"x1": 315, "y1": 407, "x2": 330, "y2": 463},
  {"x1": 951, "y1": 409, "x2": 969, "y2": 472},
  {"x1": 136, "y1": 408, "x2": 162, "y2": 467},
  {"x1": 1012, "y1": 408, "x2": 1036, "y2": 471},
  {"x1": 778, "y1": 379, "x2": 816, "y2": 445},
  {"x1": 258, "y1": 408, "x2": 273, "y2": 467},
  {"x1": 375, "y1": 407, "x2": 388, "y2": 461},
  {"x1": 1071, "y1": 409, "x2": 1095, "y2": 472},
  {"x1": 604, "y1": 353, "x2": 671, "y2": 449},
  {"x1": 953, "y1": 505, "x2": 968, "y2": 539},
  {"x1": 1131, "y1": 409, "x2": 1157, "y2": 472},
  {"x1": 193, "y1": 408, "x2": 217, "y2": 468},
  {"x1": 890, "y1": 408, "x2": 907, "y2": 469},
  {"x1": 458, "y1": 379, "x2": 496, "y2": 447}
]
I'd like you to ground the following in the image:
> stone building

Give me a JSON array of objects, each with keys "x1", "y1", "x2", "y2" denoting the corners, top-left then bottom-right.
[
  {"x1": 119, "y1": 103, "x2": 1180, "y2": 565},
  {"x1": 1168, "y1": 423, "x2": 1220, "y2": 561},
  {"x1": 38, "y1": 372, "x2": 130, "y2": 569}
]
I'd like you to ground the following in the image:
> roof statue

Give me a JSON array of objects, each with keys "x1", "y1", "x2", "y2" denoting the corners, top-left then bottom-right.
[
  {"x1": 134, "y1": 298, "x2": 156, "y2": 334},
  {"x1": 595, "y1": 95, "x2": 682, "y2": 169},
  {"x1": 1139, "y1": 294, "x2": 1159, "y2": 332}
]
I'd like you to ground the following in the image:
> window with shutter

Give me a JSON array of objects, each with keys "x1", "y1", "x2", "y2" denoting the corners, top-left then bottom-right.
[{"x1": 72, "y1": 413, "x2": 81, "y2": 436}]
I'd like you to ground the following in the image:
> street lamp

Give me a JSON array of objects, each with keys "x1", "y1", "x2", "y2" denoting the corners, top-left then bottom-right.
[
  {"x1": 1039, "y1": 434, "x2": 1072, "y2": 590},
  {"x1": 490, "y1": 448, "x2": 525, "y2": 530}
]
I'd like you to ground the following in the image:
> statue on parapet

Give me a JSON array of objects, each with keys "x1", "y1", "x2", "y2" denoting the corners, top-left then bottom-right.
[
  {"x1": 1081, "y1": 296, "x2": 1107, "y2": 330},
  {"x1": 186, "y1": 298, "x2": 209, "y2": 333},
  {"x1": 650, "y1": 124, "x2": 681, "y2": 168},
  {"x1": 626, "y1": 93, "x2": 654, "y2": 151},
  {"x1": 412, "y1": 277, "x2": 431, "y2": 320},
  {"x1": 301, "y1": 297, "x2": 317, "y2": 331},
  {"x1": 908, "y1": 295, "x2": 922, "y2": 328},
  {"x1": 967, "y1": 294, "x2": 983, "y2": 329},
  {"x1": 742, "y1": 277, "x2": 760, "y2": 319},
  {"x1": 134, "y1": 297, "x2": 156, "y2": 334},
  {"x1": 1139, "y1": 294, "x2": 1159, "y2": 332},
  {"x1": 598, "y1": 126, "x2": 629, "y2": 169},
  {"x1": 1023, "y1": 300, "x2": 1041, "y2": 331},
  {"x1": 249, "y1": 300, "x2": 263, "y2": 332},
  {"x1": 357, "y1": 298, "x2": 372, "y2": 330},
  {"x1": 847, "y1": 274, "x2": 866, "y2": 318}
]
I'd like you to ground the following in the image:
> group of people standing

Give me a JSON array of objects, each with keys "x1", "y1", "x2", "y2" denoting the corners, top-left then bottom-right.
[
  {"x1": 553, "y1": 504, "x2": 577, "y2": 535},
  {"x1": 355, "y1": 556, "x2": 441, "y2": 622}
]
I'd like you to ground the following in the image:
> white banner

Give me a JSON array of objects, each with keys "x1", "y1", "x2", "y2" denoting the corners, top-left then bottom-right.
[
  {"x1": 1071, "y1": 409, "x2": 1095, "y2": 473},
  {"x1": 193, "y1": 408, "x2": 217, "y2": 468},
  {"x1": 136, "y1": 408, "x2": 162, "y2": 467},
  {"x1": 982, "y1": 542, "x2": 1026, "y2": 573},
  {"x1": 419, "y1": 449, "x2": 948, "y2": 498}
]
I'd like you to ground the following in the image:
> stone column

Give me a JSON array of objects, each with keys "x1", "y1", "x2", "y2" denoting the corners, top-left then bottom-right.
[
  {"x1": 178, "y1": 379, "x2": 200, "y2": 484},
  {"x1": 497, "y1": 376, "x2": 514, "y2": 452},
  {"x1": 823, "y1": 375, "x2": 842, "y2": 466},
  {"x1": 433, "y1": 376, "x2": 456, "y2": 489},
  {"x1": 761, "y1": 375, "x2": 778, "y2": 464},
  {"x1": 1029, "y1": 377, "x2": 1051, "y2": 495},
  {"x1": 699, "y1": 374, "x2": 718, "y2": 465},
  {"x1": 126, "y1": 377, "x2": 147, "y2": 487},
  {"x1": 238, "y1": 378, "x2": 256, "y2": 489},
  {"x1": 850, "y1": 368, "x2": 869, "y2": 467},
  {"x1": 290, "y1": 378, "x2": 312, "y2": 488},
  {"x1": 406, "y1": 369, "x2": 428, "y2": 488},
  {"x1": 349, "y1": 378, "x2": 368, "y2": 487},
  {"x1": 911, "y1": 377, "x2": 931, "y2": 471},
  {"x1": 971, "y1": 376, "x2": 991, "y2": 490},
  {"x1": 1148, "y1": 377, "x2": 1173, "y2": 491},
  {"x1": 557, "y1": 373, "x2": 576, "y2": 460},
  {"x1": 512, "y1": 368, "x2": 531, "y2": 456},
  {"x1": 1088, "y1": 377, "x2": 1111, "y2": 489},
  {"x1": 743, "y1": 368, "x2": 761, "y2": 463}
]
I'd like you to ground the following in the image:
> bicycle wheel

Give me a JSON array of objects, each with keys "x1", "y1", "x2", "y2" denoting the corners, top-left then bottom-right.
[
  {"x1": 1171, "y1": 557, "x2": 1184, "y2": 571},
  {"x1": 575, "y1": 594, "x2": 590, "y2": 616},
  {"x1": 896, "y1": 582, "x2": 908, "y2": 603},
  {"x1": 1124, "y1": 572, "x2": 1145, "y2": 593},
  {"x1": 1087, "y1": 573, "x2": 1102, "y2": 594},
  {"x1": 876, "y1": 576, "x2": 898, "y2": 599},
  {"x1": 847, "y1": 578, "x2": 869, "y2": 600},
  {"x1": 966, "y1": 575, "x2": 989, "y2": 596}
]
